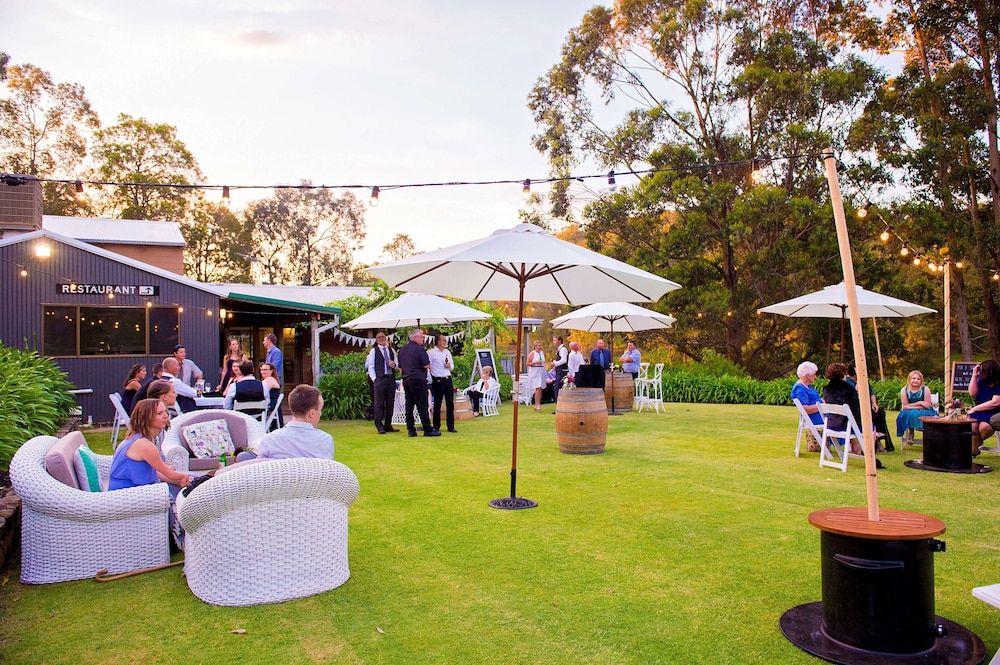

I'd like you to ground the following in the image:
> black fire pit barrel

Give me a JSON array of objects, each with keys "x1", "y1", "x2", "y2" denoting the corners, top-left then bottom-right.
[
  {"x1": 810, "y1": 508, "x2": 946, "y2": 655},
  {"x1": 919, "y1": 416, "x2": 974, "y2": 471}
]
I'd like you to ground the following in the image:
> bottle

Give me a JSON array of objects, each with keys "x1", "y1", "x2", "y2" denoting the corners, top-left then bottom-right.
[{"x1": 219, "y1": 452, "x2": 227, "y2": 467}]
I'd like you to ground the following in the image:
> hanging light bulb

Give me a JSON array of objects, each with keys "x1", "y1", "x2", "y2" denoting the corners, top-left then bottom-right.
[
  {"x1": 608, "y1": 170, "x2": 617, "y2": 192},
  {"x1": 369, "y1": 186, "x2": 380, "y2": 207},
  {"x1": 19, "y1": 267, "x2": 27, "y2": 277},
  {"x1": 880, "y1": 227, "x2": 891, "y2": 242},
  {"x1": 74, "y1": 180, "x2": 86, "y2": 201},
  {"x1": 750, "y1": 158, "x2": 764, "y2": 183},
  {"x1": 928, "y1": 261, "x2": 937, "y2": 271},
  {"x1": 221, "y1": 186, "x2": 230, "y2": 207},
  {"x1": 857, "y1": 202, "x2": 871, "y2": 219},
  {"x1": 993, "y1": 273, "x2": 999, "y2": 282},
  {"x1": 522, "y1": 179, "x2": 531, "y2": 201},
  {"x1": 912, "y1": 257, "x2": 921, "y2": 266},
  {"x1": 900, "y1": 245, "x2": 909, "y2": 257},
  {"x1": 955, "y1": 261, "x2": 964, "y2": 269}
]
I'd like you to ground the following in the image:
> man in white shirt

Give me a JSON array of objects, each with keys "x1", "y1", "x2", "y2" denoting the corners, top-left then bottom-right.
[
  {"x1": 428, "y1": 334, "x2": 458, "y2": 433},
  {"x1": 550, "y1": 335, "x2": 569, "y2": 401},
  {"x1": 568, "y1": 341, "x2": 584, "y2": 383},
  {"x1": 172, "y1": 345, "x2": 203, "y2": 387},
  {"x1": 161, "y1": 357, "x2": 198, "y2": 413},
  {"x1": 365, "y1": 332, "x2": 399, "y2": 435},
  {"x1": 239, "y1": 385, "x2": 334, "y2": 460}
]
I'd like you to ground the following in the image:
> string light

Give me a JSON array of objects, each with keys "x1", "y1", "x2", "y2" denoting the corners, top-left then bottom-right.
[
  {"x1": 608, "y1": 170, "x2": 617, "y2": 192},
  {"x1": 956, "y1": 261, "x2": 963, "y2": 269},
  {"x1": 221, "y1": 186, "x2": 230, "y2": 207},
  {"x1": 369, "y1": 186, "x2": 379, "y2": 207},
  {"x1": 19, "y1": 266, "x2": 27, "y2": 277},
  {"x1": 880, "y1": 227, "x2": 891, "y2": 242},
  {"x1": 912, "y1": 257, "x2": 921, "y2": 266},
  {"x1": 74, "y1": 180, "x2": 85, "y2": 201},
  {"x1": 522, "y1": 179, "x2": 531, "y2": 201},
  {"x1": 857, "y1": 202, "x2": 871, "y2": 219},
  {"x1": 900, "y1": 245, "x2": 909, "y2": 257},
  {"x1": 750, "y1": 157, "x2": 765, "y2": 183}
]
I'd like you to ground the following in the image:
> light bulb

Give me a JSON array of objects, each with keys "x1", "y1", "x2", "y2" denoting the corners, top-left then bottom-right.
[
  {"x1": 221, "y1": 186, "x2": 230, "y2": 207},
  {"x1": 900, "y1": 246, "x2": 909, "y2": 257},
  {"x1": 608, "y1": 170, "x2": 617, "y2": 192},
  {"x1": 857, "y1": 202, "x2": 871, "y2": 219},
  {"x1": 369, "y1": 186, "x2": 380, "y2": 207},
  {"x1": 74, "y1": 180, "x2": 86, "y2": 201},
  {"x1": 912, "y1": 257, "x2": 921, "y2": 266},
  {"x1": 522, "y1": 179, "x2": 531, "y2": 201},
  {"x1": 880, "y1": 230, "x2": 890, "y2": 242}
]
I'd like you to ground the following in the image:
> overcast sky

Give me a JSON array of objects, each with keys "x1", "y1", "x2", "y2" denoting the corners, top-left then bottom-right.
[{"x1": 1, "y1": 0, "x2": 606, "y2": 265}]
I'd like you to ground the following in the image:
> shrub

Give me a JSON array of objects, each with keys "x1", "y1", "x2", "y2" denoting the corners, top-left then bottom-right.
[
  {"x1": 318, "y1": 371, "x2": 370, "y2": 421},
  {"x1": 0, "y1": 344, "x2": 77, "y2": 469}
]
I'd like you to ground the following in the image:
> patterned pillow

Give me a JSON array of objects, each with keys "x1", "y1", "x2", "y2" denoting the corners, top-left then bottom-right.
[
  {"x1": 73, "y1": 444, "x2": 105, "y2": 492},
  {"x1": 181, "y1": 419, "x2": 235, "y2": 459}
]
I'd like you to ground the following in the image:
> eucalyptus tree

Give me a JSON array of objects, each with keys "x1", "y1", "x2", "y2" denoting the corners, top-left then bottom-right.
[
  {"x1": 529, "y1": 0, "x2": 881, "y2": 376},
  {"x1": 245, "y1": 183, "x2": 366, "y2": 286},
  {"x1": 182, "y1": 200, "x2": 253, "y2": 283},
  {"x1": 0, "y1": 62, "x2": 100, "y2": 215},
  {"x1": 91, "y1": 113, "x2": 204, "y2": 223}
]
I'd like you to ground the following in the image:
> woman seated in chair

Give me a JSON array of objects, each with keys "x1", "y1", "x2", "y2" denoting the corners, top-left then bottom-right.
[
  {"x1": 821, "y1": 363, "x2": 865, "y2": 456},
  {"x1": 145, "y1": 379, "x2": 180, "y2": 451},
  {"x1": 791, "y1": 361, "x2": 823, "y2": 451},
  {"x1": 260, "y1": 362, "x2": 284, "y2": 430},
  {"x1": 121, "y1": 363, "x2": 146, "y2": 414},
  {"x1": 895, "y1": 370, "x2": 938, "y2": 445},
  {"x1": 466, "y1": 366, "x2": 498, "y2": 417},
  {"x1": 968, "y1": 360, "x2": 1000, "y2": 448}
]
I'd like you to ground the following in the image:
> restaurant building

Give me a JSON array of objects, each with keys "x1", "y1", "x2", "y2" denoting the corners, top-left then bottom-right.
[{"x1": 0, "y1": 176, "x2": 367, "y2": 423}]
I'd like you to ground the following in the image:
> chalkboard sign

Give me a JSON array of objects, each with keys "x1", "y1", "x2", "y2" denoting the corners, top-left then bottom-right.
[
  {"x1": 952, "y1": 362, "x2": 978, "y2": 393},
  {"x1": 470, "y1": 348, "x2": 497, "y2": 388}
]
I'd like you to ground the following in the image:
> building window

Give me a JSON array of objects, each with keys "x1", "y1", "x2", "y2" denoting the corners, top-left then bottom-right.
[{"x1": 42, "y1": 305, "x2": 182, "y2": 357}]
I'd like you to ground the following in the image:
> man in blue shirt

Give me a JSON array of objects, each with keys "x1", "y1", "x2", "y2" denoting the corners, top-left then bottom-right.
[
  {"x1": 237, "y1": 384, "x2": 333, "y2": 460},
  {"x1": 620, "y1": 340, "x2": 641, "y2": 379},
  {"x1": 264, "y1": 333, "x2": 283, "y2": 382}
]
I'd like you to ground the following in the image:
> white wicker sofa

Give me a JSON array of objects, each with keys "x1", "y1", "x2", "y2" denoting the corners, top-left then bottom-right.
[
  {"x1": 162, "y1": 409, "x2": 266, "y2": 474},
  {"x1": 176, "y1": 457, "x2": 360, "y2": 606},
  {"x1": 10, "y1": 433, "x2": 171, "y2": 584}
]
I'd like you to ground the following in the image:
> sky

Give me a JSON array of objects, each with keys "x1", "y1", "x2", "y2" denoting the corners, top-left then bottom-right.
[{"x1": 1, "y1": 0, "x2": 606, "y2": 266}]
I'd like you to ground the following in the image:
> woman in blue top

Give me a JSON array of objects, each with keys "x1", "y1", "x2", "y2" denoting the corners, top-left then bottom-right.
[
  {"x1": 790, "y1": 361, "x2": 823, "y2": 425},
  {"x1": 968, "y1": 360, "x2": 1000, "y2": 447},
  {"x1": 895, "y1": 370, "x2": 938, "y2": 445},
  {"x1": 109, "y1": 399, "x2": 193, "y2": 491}
]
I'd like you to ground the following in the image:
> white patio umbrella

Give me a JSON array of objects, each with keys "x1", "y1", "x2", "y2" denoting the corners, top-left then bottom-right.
[
  {"x1": 342, "y1": 292, "x2": 490, "y2": 330},
  {"x1": 758, "y1": 282, "x2": 936, "y2": 364},
  {"x1": 370, "y1": 221, "x2": 682, "y2": 509},
  {"x1": 550, "y1": 302, "x2": 676, "y2": 412}
]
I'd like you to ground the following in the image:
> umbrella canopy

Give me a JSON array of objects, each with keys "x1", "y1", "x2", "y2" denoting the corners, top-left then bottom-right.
[
  {"x1": 550, "y1": 301, "x2": 677, "y2": 332},
  {"x1": 757, "y1": 283, "x2": 936, "y2": 319},
  {"x1": 342, "y1": 292, "x2": 490, "y2": 330},
  {"x1": 551, "y1": 302, "x2": 676, "y2": 413},
  {"x1": 370, "y1": 221, "x2": 682, "y2": 509}
]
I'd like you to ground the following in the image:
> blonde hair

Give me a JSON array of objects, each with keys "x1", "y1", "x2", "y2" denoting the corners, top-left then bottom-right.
[{"x1": 907, "y1": 370, "x2": 925, "y2": 385}]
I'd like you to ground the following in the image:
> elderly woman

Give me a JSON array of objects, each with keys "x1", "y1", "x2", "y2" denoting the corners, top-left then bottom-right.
[
  {"x1": 968, "y1": 360, "x2": 1000, "y2": 448},
  {"x1": 467, "y1": 366, "x2": 499, "y2": 417},
  {"x1": 895, "y1": 370, "x2": 938, "y2": 445},
  {"x1": 791, "y1": 361, "x2": 823, "y2": 452}
]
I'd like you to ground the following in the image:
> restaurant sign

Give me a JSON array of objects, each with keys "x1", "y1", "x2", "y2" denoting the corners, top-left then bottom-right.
[{"x1": 57, "y1": 284, "x2": 160, "y2": 296}]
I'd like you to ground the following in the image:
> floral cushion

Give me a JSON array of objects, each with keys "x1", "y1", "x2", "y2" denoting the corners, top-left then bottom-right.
[{"x1": 181, "y1": 419, "x2": 235, "y2": 459}]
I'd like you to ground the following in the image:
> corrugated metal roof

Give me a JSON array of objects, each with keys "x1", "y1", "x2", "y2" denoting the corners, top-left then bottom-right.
[
  {"x1": 218, "y1": 284, "x2": 370, "y2": 307},
  {"x1": 43, "y1": 215, "x2": 186, "y2": 246}
]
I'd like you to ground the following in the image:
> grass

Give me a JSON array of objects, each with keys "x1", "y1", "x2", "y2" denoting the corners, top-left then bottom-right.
[{"x1": 2, "y1": 402, "x2": 999, "y2": 664}]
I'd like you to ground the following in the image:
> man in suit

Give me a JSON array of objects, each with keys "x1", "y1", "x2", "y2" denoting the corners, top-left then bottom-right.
[
  {"x1": 365, "y1": 332, "x2": 399, "y2": 434},
  {"x1": 589, "y1": 339, "x2": 611, "y2": 390}
]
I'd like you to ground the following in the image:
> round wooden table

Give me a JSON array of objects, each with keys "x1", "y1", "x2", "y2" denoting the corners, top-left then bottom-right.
[{"x1": 903, "y1": 416, "x2": 992, "y2": 474}]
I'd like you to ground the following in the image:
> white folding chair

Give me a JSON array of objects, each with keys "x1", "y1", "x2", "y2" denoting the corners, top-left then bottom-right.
[
  {"x1": 263, "y1": 392, "x2": 284, "y2": 431},
  {"x1": 972, "y1": 584, "x2": 1000, "y2": 665},
  {"x1": 636, "y1": 363, "x2": 664, "y2": 413},
  {"x1": 233, "y1": 392, "x2": 270, "y2": 424},
  {"x1": 480, "y1": 385, "x2": 501, "y2": 417},
  {"x1": 817, "y1": 403, "x2": 865, "y2": 472},
  {"x1": 792, "y1": 398, "x2": 825, "y2": 458},
  {"x1": 108, "y1": 392, "x2": 130, "y2": 450}
]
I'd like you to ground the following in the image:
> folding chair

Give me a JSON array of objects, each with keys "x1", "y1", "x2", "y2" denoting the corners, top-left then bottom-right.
[
  {"x1": 108, "y1": 392, "x2": 130, "y2": 450},
  {"x1": 817, "y1": 403, "x2": 865, "y2": 472},
  {"x1": 263, "y1": 392, "x2": 284, "y2": 431},
  {"x1": 233, "y1": 391, "x2": 270, "y2": 424},
  {"x1": 972, "y1": 584, "x2": 1000, "y2": 665},
  {"x1": 480, "y1": 385, "x2": 501, "y2": 417},
  {"x1": 792, "y1": 398, "x2": 824, "y2": 458}
]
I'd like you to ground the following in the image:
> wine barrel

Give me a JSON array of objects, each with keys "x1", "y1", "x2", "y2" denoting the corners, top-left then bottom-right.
[
  {"x1": 453, "y1": 394, "x2": 474, "y2": 421},
  {"x1": 604, "y1": 372, "x2": 634, "y2": 413},
  {"x1": 555, "y1": 388, "x2": 608, "y2": 454}
]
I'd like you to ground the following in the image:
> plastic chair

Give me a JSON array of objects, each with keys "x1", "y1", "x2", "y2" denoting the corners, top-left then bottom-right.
[
  {"x1": 817, "y1": 403, "x2": 865, "y2": 472},
  {"x1": 792, "y1": 398, "x2": 825, "y2": 458},
  {"x1": 479, "y1": 385, "x2": 501, "y2": 417},
  {"x1": 108, "y1": 392, "x2": 130, "y2": 450},
  {"x1": 263, "y1": 392, "x2": 284, "y2": 431}
]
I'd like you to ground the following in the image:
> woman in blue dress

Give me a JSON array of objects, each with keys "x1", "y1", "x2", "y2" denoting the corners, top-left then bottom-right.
[
  {"x1": 109, "y1": 398, "x2": 193, "y2": 491},
  {"x1": 791, "y1": 361, "x2": 823, "y2": 452},
  {"x1": 895, "y1": 370, "x2": 938, "y2": 445},
  {"x1": 968, "y1": 360, "x2": 1000, "y2": 448}
]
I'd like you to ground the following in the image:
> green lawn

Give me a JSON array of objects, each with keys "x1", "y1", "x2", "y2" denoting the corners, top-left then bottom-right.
[{"x1": 2, "y1": 403, "x2": 998, "y2": 664}]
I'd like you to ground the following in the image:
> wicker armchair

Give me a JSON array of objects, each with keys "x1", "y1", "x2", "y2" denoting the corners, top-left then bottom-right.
[
  {"x1": 162, "y1": 409, "x2": 266, "y2": 473},
  {"x1": 176, "y1": 457, "x2": 360, "y2": 606},
  {"x1": 10, "y1": 435, "x2": 171, "y2": 584}
]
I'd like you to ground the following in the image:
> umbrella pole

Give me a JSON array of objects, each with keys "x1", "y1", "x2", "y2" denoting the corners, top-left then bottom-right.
[
  {"x1": 489, "y1": 275, "x2": 536, "y2": 510},
  {"x1": 824, "y1": 149, "x2": 879, "y2": 521}
]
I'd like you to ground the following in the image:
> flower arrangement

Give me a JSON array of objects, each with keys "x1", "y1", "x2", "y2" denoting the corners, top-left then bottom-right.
[
  {"x1": 563, "y1": 375, "x2": 576, "y2": 389},
  {"x1": 945, "y1": 398, "x2": 964, "y2": 420}
]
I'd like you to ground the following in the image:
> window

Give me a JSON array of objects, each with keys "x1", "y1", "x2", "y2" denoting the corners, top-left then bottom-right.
[{"x1": 42, "y1": 305, "x2": 182, "y2": 357}]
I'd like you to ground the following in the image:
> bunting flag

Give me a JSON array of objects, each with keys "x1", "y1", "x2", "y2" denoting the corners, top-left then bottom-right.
[{"x1": 328, "y1": 328, "x2": 467, "y2": 347}]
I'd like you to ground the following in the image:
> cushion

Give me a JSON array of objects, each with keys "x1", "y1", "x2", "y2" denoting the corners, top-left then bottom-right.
[
  {"x1": 181, "y1": 419, "x2": 235, "y2": 459},
  {"x1": 44, "y1": 431, "x2": 87, "y2": 489},
  {"x1": 73, "y1": 444, "x2": 105, "y2": 492}
]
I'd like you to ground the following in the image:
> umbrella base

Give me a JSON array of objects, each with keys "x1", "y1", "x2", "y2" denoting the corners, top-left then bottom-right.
[
  {"x1": 488, "y1": 497, "x2": 538, "y2": 510},
  {"x1": 903, "y1": 460, "x2": 992, "y2": 474},
  {"x1": 780, "y1": 602, "x2": 985, "y2": 665}
]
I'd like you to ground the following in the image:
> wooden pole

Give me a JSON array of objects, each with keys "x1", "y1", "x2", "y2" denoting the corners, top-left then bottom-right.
[
  {"x1": 822, "y1": 150, "x2": 880, "y2": 521},
  {"x1": 872, "y1": 318, "x2": 885, "y2": 382},
  {"x1": 944, "y1": 260, "x2": 952, "y2": 406}
]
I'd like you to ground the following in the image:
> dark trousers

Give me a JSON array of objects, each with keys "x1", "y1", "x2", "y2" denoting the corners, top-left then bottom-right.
[
  {"x1": 553, "y1": 367, "x2": 568, "y2": 401},
  {"x1": 403, "y1": 378, "x2": 433, "y2": 432},
  {"x1": 373, "y1": 376, "x2": 396, "y2": 431},
  {"x1": 872, "y1": 406, "x2": 894, "y2": 451},
  {"x1": 431, "y1": 376, "x2": 454, "y2": 430}
]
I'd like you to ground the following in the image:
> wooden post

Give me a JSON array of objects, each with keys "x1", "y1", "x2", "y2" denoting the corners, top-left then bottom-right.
[
  {"x1": 872, "y1": 318, "x2": 885, "y2": 382},
  {"x1": 944, "y1": 260, "x2": 952, "y2": 406},
  {"x1": 822, "y1": 150, "x2": 879, "y2": 521}
]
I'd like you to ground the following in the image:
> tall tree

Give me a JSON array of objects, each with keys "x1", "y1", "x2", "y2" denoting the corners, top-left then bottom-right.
[
  {"x1": 0, "y1": 63, "x2": 99, "y2": 215},
  {"x1": 91, "y1": 114, "x2": 203, "y2": 222},
  {"x1": 245, "y1": 184, "x2": 366, "y2": 285},
  {"x1": 530, "y1": 1, "x2": 881, "y2": 376},
  {"x1": 182, "y1": 200, "x2": 253, "y2": 283},
  {"x1": 381, "y1": 233, "x2": 417, "y2": 261}
]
